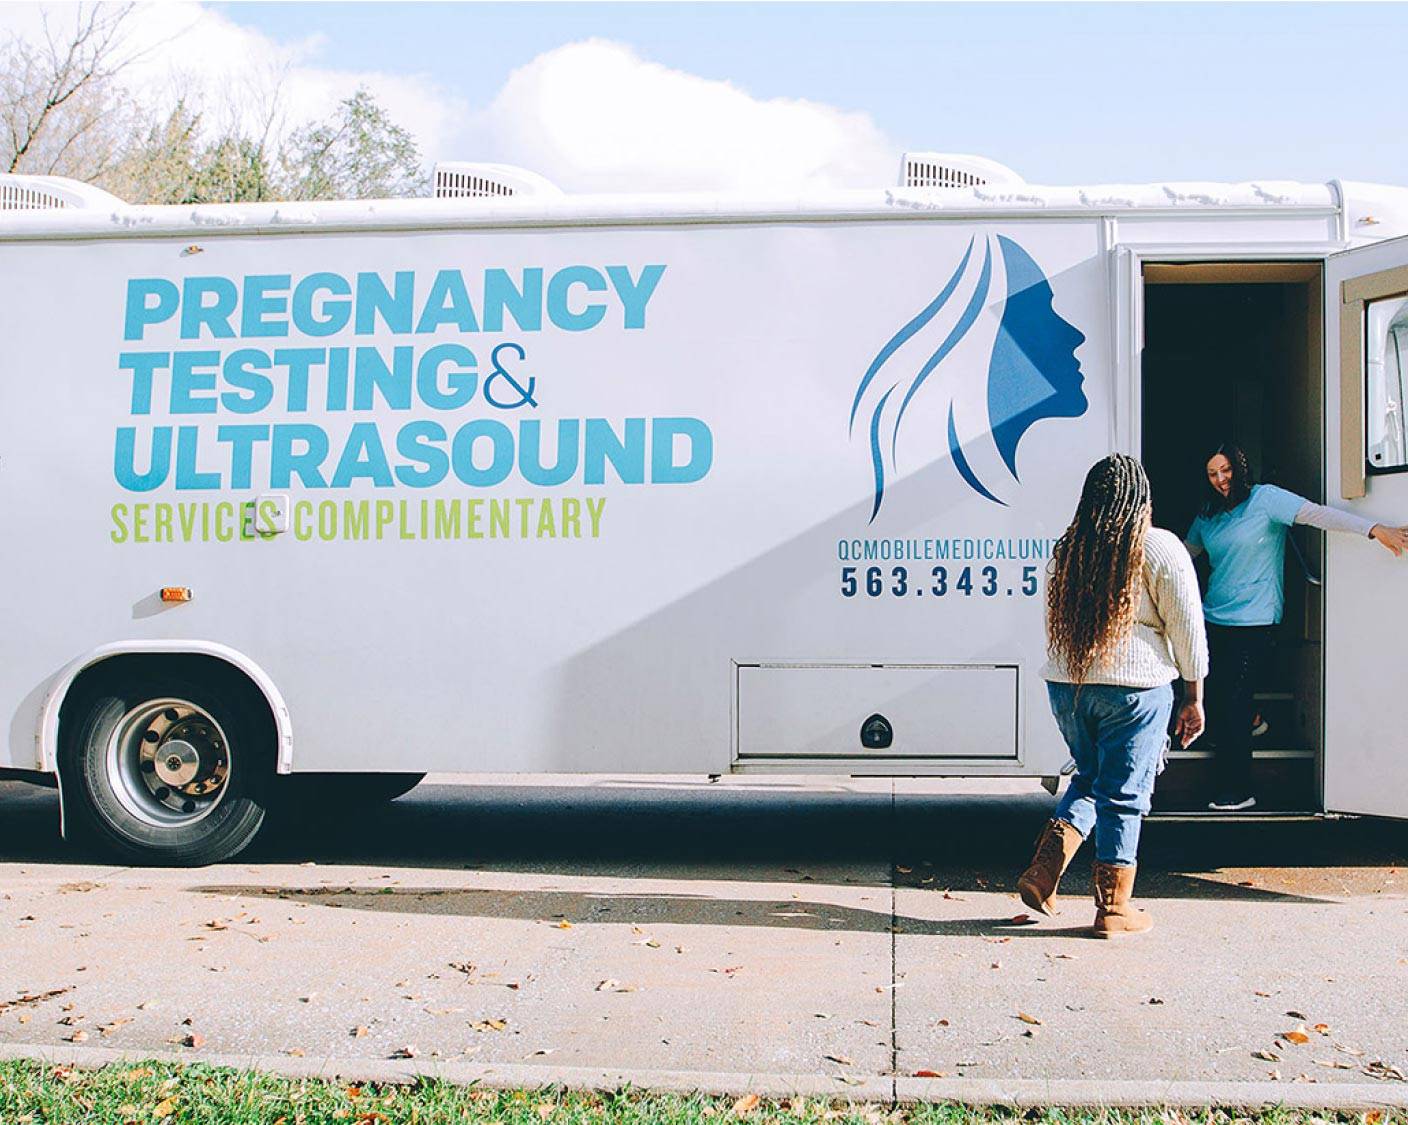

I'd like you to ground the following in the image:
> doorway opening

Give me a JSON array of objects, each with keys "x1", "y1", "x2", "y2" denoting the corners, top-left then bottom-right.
[{"x1": 1140, "y1": 261, "x2": 1324, "y2": 813}]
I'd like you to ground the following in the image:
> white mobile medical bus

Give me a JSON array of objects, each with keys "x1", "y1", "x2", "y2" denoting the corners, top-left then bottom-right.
[{"x1": 2, "y1": 155, "x2": 1406, "y2": 864}]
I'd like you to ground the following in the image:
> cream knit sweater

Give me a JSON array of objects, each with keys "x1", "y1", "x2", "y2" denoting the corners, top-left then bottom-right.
[{"x1": 1041, "y1": 527, "x2": 1209, "y2": 688}]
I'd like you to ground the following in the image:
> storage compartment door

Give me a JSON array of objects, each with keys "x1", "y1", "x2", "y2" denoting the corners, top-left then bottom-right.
[
  {"x1": 736, "y1": 663, "x2": 1018, "y2": 762},
  {"x1": 1323, "y1": 235, "x2": 1408, "y2": 819}
]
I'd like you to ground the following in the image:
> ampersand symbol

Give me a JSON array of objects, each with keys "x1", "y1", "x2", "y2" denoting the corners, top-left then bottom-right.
[{"x1": 483, "y1": 342, "x2": 538, "y2": 409}]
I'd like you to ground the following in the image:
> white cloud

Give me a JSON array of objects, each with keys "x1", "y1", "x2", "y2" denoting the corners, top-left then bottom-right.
[
  {"x1": 0, "y1": 2, "x2": 467, "y2": 160},
  {"x1": 469, "y1": 39, "x2": 896, "y2": 193},
  {"x1": 2, "y1": 6, "x2": 897, "y2": 194}
]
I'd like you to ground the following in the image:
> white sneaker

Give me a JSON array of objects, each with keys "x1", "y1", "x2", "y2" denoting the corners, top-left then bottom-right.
[{"x1": 1207, "y1": 794, "x2": 1257, "y2": 812}]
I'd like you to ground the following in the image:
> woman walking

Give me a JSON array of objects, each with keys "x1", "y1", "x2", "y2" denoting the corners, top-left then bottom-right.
[
  {"x1": 1017, "y1": 454, "x2": 1207, "y2": 937},
  {"x1": 1187, "y1": 442, "x2": 1408, "y2": 811}
]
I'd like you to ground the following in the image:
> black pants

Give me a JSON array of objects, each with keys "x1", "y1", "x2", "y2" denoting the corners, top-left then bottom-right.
[{"x1": 1206, "y1": 623, "x2": 1276, "y2": 798}]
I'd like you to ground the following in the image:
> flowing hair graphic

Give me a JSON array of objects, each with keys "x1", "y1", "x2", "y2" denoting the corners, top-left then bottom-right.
[{"x1": 850, "y1": 234, "x2": 1088, "y2": 519}]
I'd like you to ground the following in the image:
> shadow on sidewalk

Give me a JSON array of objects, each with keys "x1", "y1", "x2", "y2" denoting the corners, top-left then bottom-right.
[
  {"x1": 190, "y1": 879, "x2": 1282, "y2": 936},
  {"x1": 4, "y1": 780, "x2": 1405, "y2": 903}
]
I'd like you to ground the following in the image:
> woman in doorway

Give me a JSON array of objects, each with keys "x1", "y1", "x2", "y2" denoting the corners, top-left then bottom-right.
[
  {"x1": 1017, "y1": 454, "x2": 1207, "y2": 938},
  {"x1": 1187, "y1": 441, "x2": 1408, "y2": 811}
]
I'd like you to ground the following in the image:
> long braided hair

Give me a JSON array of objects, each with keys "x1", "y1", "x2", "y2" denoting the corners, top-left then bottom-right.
[{"x1": 1047, "y1": 454, "x2": 1152, "y2": 684}]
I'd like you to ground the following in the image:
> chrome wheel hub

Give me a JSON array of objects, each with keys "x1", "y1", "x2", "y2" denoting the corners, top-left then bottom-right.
[{"x1": 107, "y1": 699, "x2": 231, "y2": 826}]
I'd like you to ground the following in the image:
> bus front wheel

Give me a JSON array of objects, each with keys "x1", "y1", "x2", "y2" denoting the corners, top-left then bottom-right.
[{"x1": 60, "y1": 674, "x2": 269, "y2": 866}]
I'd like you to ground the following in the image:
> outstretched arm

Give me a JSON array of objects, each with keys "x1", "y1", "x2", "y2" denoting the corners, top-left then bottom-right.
[{"x1": 1295, "y1": 501, "x2": 1408, "y2": 556}]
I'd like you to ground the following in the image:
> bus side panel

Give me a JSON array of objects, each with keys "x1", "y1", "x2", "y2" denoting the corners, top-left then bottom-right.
[{"x1": 0, "y1": 220, "x2": 1111, "y2": 775}]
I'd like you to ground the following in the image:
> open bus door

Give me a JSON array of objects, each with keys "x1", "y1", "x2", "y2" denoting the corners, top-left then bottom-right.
[{"x1": 1323, "y1": 235, "x2": 1408, "y2": 819}]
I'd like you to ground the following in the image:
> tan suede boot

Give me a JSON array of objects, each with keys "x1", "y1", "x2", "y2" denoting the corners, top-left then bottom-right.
[
  {"x1": 1016, "y1": 819, "x2": 1084, "y2": 916},
  {"x1": 1091, "y1": 861, "x2": 1153, "y2": 938}
]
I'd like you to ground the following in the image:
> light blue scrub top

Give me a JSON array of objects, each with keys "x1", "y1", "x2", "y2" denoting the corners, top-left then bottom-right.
[{"x1": 1186, "y1": 484, "x2": 1305, "y2": 626}]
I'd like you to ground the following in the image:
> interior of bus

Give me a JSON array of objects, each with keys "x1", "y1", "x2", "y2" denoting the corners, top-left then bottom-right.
[{"x1": 1139, "y1": 261, "x2": 1324, "y2": 813}]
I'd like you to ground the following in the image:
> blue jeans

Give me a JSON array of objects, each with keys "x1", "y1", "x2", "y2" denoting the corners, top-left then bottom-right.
[{"x1": 1047, "y1": 681, "x2": 1173, "y2": 866}]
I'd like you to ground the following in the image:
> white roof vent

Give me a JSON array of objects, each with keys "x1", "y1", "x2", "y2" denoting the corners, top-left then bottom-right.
[
  {"x1": 432, "y1": 163, "x2": 564, "y2": 200},
  {"x1": 0, "y1": 174, "x2": 125, "y2": 211},
  {"x1": 899, "y1": 153, "x2": 1024, "y2": 190}
]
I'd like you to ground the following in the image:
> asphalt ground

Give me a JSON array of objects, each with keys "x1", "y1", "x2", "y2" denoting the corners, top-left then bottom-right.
[{"x1": 0, "y1": 775, "x2": 1405, "y2": 1102}]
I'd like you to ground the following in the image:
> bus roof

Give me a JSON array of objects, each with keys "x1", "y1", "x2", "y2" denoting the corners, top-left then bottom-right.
[{"x1": 2, "y1": 176, "x2": 1406, "y2": 242}]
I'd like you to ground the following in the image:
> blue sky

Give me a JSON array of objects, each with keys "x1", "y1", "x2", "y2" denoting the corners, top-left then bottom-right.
[{"x1": 209, "y1": 2, "x2": 1408, "y2": 189}]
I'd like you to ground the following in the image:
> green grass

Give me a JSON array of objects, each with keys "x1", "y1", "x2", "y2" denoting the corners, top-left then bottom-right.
[{"x1": 0, "y1": 1059, "x2": 1400, "y2": 1124}]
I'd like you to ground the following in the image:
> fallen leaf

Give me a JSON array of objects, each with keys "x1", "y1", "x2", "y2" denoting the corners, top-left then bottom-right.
[
  {"x1": 732, "y1": 1093, "x2": 760, "y2": 1115},
  {"x1": 65, "y1": 1029, "x2": 88, "y2": 1043},
  {"x1": 553, "y1": 920, "x2": 573, "y2": 930},
  {"x1": 351, "y1": 1026, "x2": 369, "y2": 1038},
  {"x1": 0, "y1": 986, "x2": 73, "y2": 1014},
  {"x1": 1313, "y1": 1023, "x2": 1331, "y2": 1035},
  {"x1": 1009, "y1": 914, "x2": 1037, "y2": 925},
  {"x1": 1282, "y1": 1030, "x2": 1311, "y2": 1046},
  {"x1": 824, "y1": 1053, "x2": 853, "y2": 1065},
  {"x1": 98, "y1": 1018, "x2": 132, "y2": 1036},
  {"x1": 389, "y1": 1045, "x2": 417, "y2": 1059},
  {"x1": 181, "y1": 1033, "x2": 205, "y2": 1049},
  {"x1": 1285, "y1": 1010, "x2": 1308, "y2": 1020},
  {"x1": 298, "y1": 993, "x2": 317, "y2": 1003},
  {"x1": 285, "y1": 1047, "x2": 305, "y2": 1057},
  {"x1": 1253, "y1": 1050, "x2": 1280, "y2": 1062},
  {"x1": 1253, "y1": 990, "x2": 1271, "y2": 998},
  {"x1": 896, "y1": 866, "x2": 912, "y2": 874},
  {"x1": 936, "y1": 1018, "x2": 950, "y2": 1027},
  {"x1": 152, "y1": 1096, "x2": 179, "y2": 1118},
  {"x1": 1016, "y1": 1013, "x2": 1042, "y2": 1025},
  {"x1": 470, "y1": 1018, "x2": 507, "y2": 1031},
  {"x1": 913, "y1": 1069, "x2": 946, "y2": 1078},
  {"x1": 1148, "y1": 997, "x2": 1165, "y2": 1005}
]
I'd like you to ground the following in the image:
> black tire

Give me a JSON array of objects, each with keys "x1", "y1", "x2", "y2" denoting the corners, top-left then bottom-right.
[
  {"x1": 59, "y1": 674, "x2": 270, "y2": 866},
  {"x1": 271, "y1": 771, "x2": 425, "y2": 812}
]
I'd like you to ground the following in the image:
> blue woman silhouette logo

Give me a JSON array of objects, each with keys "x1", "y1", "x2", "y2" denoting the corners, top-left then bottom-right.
[{"x1": 850, "y1": 234, "x2": 1087, "y2": 519}]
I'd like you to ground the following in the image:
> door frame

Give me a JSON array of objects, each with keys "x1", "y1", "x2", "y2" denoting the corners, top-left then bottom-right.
[{"x1": 1117, "y1": 244, "x2": 1336, "y2": 804}]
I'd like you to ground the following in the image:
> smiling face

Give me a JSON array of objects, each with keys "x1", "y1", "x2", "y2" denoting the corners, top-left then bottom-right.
[{"x1": 1206, "y1": 453, "x2": 1234, "y2": 499}]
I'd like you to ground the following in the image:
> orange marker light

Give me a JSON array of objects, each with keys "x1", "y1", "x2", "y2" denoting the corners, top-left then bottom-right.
[{"x1": 160, "y1": 587, "x2": 193, "y2": 603}]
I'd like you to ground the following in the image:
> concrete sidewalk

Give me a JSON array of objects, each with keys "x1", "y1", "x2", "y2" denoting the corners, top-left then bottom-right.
[{"x1": 0, "y1": 776, "x2": 1405, "y2": 1105}]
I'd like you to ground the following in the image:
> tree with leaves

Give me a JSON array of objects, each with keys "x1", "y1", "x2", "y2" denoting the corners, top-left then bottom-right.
[
  {"x1": 281, "y1": 88, "x2": 426, "y2": 202},
  {"x1": 2, "y1": 6, "x2": 428, "y2": 204}
]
